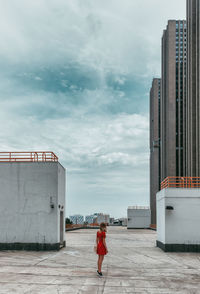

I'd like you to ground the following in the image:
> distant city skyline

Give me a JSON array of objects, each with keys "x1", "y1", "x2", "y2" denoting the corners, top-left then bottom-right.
[
  {"x1": 0, "y1": 0, "x2": 186, "y2": 218},
  {"x1": 69, "y1": 213, "x2": 111, "y2": 224}
]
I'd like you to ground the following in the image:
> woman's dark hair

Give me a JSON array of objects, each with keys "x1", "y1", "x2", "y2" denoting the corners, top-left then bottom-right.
[{"x1": 100, "y1": 222, "x2": 107, "y2": 231}]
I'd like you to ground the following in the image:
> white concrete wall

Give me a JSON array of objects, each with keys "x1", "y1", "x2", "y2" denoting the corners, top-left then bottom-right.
[
  {"x1": 157, "y1": 188, "x2": 200, "y2": 244},
  {"x1": 0, "y1": 162, "x2": 65, "y2": 245},
  {"x1": 57, "y1": 163, "x2": 66, "y2": 243},
  {"x1": 156, "y1": 190, "x2": 166, "y2": 243},
  {"x1": 127, "y1": 209, "x2": 151, "y2": 229}
]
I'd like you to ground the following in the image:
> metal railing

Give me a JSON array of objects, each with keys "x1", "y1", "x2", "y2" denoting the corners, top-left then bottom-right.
[
  {"x1": 161, "y1": 177, "x2": 200, "y2": 189},
  {"x1": 0, "y1": 152, "x2": 58, "y2": 162}
]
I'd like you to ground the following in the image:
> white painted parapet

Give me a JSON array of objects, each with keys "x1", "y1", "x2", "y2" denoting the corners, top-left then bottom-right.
[{"x1": 156, "y1": 188, "x2": 200, "y2": 252}]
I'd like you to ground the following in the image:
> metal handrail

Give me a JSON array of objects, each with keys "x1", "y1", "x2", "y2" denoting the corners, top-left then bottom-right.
[
  {"x1": 161, "y1": 177, "x2": 200, "y2": 189},
  {"x1": 0, "y1": 152, "x2": 58, "y2": 162}
]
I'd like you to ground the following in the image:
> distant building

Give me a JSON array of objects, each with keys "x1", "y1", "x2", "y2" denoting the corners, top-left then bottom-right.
[
  {"x1": 113, "y1": 219, "x2": 120, "y2": 225},
  {"x1": 119, "y1": 218, "x2": 128, "y2": 227},
  {"x1": 109, "y1": 217, "x2": 115, "y2": 225},
  {"x1": 150, "y1": 78, "x2": 161, "y2": 226},
  {"x1": 186, "y1": 0, "x2": 200, "y2": 176},
  {"x1": 111, "y1": 218, "x2": 127, "y2": 226},
  {"x1": 69, "y1": 215, "x2": 84, "y2": 225},
  {"x1": 93, "y1": 213, "x2": 110, "y2": 225},
  {"x1": 85, "y1": 215, "x2": 95, "y2": 224}
]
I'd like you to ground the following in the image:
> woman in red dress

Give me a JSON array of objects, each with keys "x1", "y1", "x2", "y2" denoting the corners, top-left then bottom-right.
[{"x1": 96, "y1": 222, "x2": 108, "y2": 276}]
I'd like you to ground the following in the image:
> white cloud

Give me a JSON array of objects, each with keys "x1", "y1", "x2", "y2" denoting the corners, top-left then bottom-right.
[
  {"x1": 0, "y1": 0, "x2": 185, "y2": 76},
  {"x1": 0, "y1": 0, "x2": 186, "y2": 217},
  {"x1": 0, "y1": 111, "x2": 149, "y2": 167}
]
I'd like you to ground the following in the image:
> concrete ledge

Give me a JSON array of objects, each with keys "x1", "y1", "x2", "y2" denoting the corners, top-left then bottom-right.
[
  {"x1": 66, "y1": 226, "x2": 99, "y2": 232},
  {"x1": 127, "y1": 227, "x2": 150, "y2": 229},
  {"x1": 148, "y1": 227, "x2": 156, "y2": 231},
  {"x1": 0, "y1": 242, "x2": 64, "y2": 251},
  {"x1": 157, "y1": 240, "x2": 200, "y2": 252}
]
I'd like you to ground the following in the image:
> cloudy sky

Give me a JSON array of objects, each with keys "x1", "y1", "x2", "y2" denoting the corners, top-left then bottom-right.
[{"x1": 0, "y1": 0, "x2": 185, "y2": 218}]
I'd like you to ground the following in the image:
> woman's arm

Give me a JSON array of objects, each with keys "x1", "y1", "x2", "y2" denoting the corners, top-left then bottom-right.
[
  {"x1": 95, "y1": 234, "x2": 98, "y2": 253},
  {"x1": 96, "y1": 235, "x2": 98, "y2": 246},
  {"x1": 103, "y1": 238, "x2": 108, "y2": 253}
]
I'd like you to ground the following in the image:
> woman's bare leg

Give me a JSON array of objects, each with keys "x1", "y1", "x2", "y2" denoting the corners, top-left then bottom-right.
[
  {"x1": 98, "y1": 255, "x2": 104, "y2": 272},
  {"x1": 98, "y1": 255, "x2": 101, "y2": 272}
]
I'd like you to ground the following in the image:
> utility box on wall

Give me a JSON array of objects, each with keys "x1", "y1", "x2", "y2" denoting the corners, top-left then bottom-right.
[
  {"x1": 0, "y1": 152, "x2": 66, "y2": 251},
  {"x1": 157, "y1": 188, "x2": 200, "y2": 252}
]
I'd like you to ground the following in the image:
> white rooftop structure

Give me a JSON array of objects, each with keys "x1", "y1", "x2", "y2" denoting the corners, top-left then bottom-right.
[
  {"x1": 127, "y1": 206, "x2": 151, "y2": 229},
  {"x1": 157, "y1": 187, "x2": 200, "y2": 252},
  {"x1": 0, "y1": 152, "x2": 66, "y2": 251}
]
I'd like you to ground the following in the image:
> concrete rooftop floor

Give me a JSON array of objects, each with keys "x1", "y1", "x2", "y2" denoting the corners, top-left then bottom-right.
[{"x1": 0, "y1": 227, "x2": 200, "y2": 293}]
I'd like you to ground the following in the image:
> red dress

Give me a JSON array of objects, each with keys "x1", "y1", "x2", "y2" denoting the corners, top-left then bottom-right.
[{"x1": 97, "y1": 231, "x2": 107, "y2": 255}]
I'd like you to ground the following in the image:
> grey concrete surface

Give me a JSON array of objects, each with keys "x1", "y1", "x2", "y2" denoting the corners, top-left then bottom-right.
[{"x1": 0, "y1": 227, "x2": 200, "y2": 293}]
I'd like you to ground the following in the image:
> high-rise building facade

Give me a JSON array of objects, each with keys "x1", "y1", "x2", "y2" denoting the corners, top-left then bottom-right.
[
  {"x1": 161, "y1": 20, "x2": 187, "y2": 181},
  {"x1": 150, "y1": 78, "x2": 161, "y2": 225},
  {"x1": 69, "y1": 215, "x2": 84, "y2": 225},
  {"x1": 85, "y1": 215, "x2": 95, "y2": 224},
  {"x1": 186, "y1": 0, "x2": 200, "y2": 176}
]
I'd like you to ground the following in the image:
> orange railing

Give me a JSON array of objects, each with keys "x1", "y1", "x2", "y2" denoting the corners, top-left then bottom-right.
[
  {"x1": 161, "y1": 177, "x2": 200, "y2": 189},
  {"x1": 0, "y1": 152, "x2": 58, "y2": 162}
]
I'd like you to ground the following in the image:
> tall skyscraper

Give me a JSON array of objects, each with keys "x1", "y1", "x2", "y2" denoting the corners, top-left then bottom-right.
[
  {"x1": 161, "y1": 20, "x2": 187, "y2": 181},
  {"x1": 150, "y1": 78, "x2": 161, "y2": 226},
  {"x1": 150, "y1": 20, "x2": 187, "y2": 225},
  {"x1": 186, "y1": 0, "x2": 200, "y2": 176}
]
